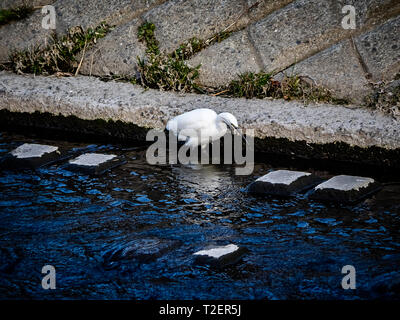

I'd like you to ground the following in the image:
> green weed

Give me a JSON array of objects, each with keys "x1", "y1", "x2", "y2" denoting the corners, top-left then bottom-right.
[
  {"x1": 7, "y1": 22, "x2": 113, "y2": 75},
  {"x1": 225, "y1": 72, "x2": 349, "y2": 104},
  {"x1": 0, "y1": 6, "x2": 33, "y2": 26}
]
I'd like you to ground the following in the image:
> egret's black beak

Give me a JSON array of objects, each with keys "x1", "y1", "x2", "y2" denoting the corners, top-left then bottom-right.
[{"x1": 227, "y1": 124, "x2": 249, "y2": 145}]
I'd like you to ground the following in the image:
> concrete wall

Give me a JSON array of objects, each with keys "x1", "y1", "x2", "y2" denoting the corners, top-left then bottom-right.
[{"x1": 1, "y1": 0, "x2": 399, "y2": 103}]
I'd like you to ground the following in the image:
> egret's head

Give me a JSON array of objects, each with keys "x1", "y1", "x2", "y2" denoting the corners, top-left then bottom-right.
[
  {"x1": 218, "y1": 112, "x2": 248, "y2": 145},
  {"x1": 218, "y1": 112, "x2": 239, "y2": 130}
]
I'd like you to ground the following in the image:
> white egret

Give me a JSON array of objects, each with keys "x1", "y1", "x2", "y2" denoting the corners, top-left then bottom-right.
[{"x1": 166, "y1": 108, "x2": 245, "y2": 148}]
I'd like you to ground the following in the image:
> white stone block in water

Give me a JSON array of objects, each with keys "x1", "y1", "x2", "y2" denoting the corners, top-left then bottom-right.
[
  {"x1": 248, "y1": 170, "x2": 321, "y2": 196},
  {"x1": 311, "y1": 175, "x2": 380, "y2": 203},
  {"x1": 69, "y1": 153, "x2": 116, "y2": 166},
  {"x1": 0, "y1": 143, "x2": 64, "y2": 169},
  {"x1": 255, "y1": 170, "x2": 311, "y2": 185},
  {"x1": 10, "y1": 143, "x2": 58, "y2": 159},
  {"x1": 66, "y1": 152, "x2": 123, "y2": 175},
  {"x1": 193, "y1": 244, "x2": 247, "y2": 268},
  {"x1": 315, "y1": 175, "x2": 375, "y2": 191},
  {"x1": 194, "y1": 244, "x2": 239, "y2": 259}
]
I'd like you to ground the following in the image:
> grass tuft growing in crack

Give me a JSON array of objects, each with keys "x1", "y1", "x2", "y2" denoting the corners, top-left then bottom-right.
[
  {"x1": 172, "y1": 37, "x2": 206, "y2": 60},
  {"x1": 280, "y1": 75, "x2": 347, "y2": 104},
  {"x1": 170, "y1": 31, "x2": 233, "y2": 60},
  {"x1": 0, "y1": 5, "x2": 33, "y2": 26},
  {"x1": 137, "y1": 21, "x2": 159, "y2": 55},
  {"x1": 137, "y1": 53, "x2": 201, "y2": 92},
  {"x1": 5, "y1": 22, "x2": 113, "y2": 75},
  {"x1": 225, "y1": 72, "x2": 350, "y2": 104},
  {"x1": 136, "y1": 21, "x2": 201, "y2": 92},
  {"x1": 136, "y1": 21, "x2": 236, "y2": 92},
  {"x1": 227, "y1": 72, "x2": 280, "y2": 99}
]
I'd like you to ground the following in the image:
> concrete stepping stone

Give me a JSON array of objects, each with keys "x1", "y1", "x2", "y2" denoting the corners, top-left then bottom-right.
[
  {"x1": 0, "y1": 143, "x2": 67, "y2": 169},
  {"x1": 102, "y1": 238, "x2": 180, "y2": 270},
  {"x1": 248, "y1": 170, "x2": 321, "y2": 196},
  {"x1": 310, "y1": 175, "x2": 381, "y2": 203},
  {"x1": 193, "y1": 244, "x2": 248, "y2": 268},
  {"x1": 66, "y1": 153, "x2": 125, "y2": 175}
]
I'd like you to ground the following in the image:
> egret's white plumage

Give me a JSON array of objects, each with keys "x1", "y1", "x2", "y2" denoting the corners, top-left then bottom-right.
[{"x1": 166, "y1": 108, "x2": 240, "y2": 148}]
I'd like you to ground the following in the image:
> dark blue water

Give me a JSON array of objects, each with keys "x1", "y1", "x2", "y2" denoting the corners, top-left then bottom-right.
[{"x1": 0, "y1": 132, "x2": 399, "y2": 300}]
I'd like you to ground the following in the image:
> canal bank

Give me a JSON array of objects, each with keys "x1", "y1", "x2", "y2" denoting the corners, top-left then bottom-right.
[{"x1": 0, "y1": 71, "x2": 399, "y2": 169}]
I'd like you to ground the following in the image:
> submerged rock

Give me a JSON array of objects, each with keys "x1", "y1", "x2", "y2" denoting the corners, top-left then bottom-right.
[
  {"x1": 310, "y1": 175, "x2": 381, "y2": 203},
  {"x1": 248, "y1": 170, "x2": 321, "y2": 196},
  {"x1": 102, "y1": 238, "x2": 180, "y2": 269},
  {"x1": 369, "y1": 271, "x2": 400, "y2": 298}
]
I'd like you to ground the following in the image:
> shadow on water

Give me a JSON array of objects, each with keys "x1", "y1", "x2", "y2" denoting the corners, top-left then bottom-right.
[{"x1": 0, "y1": 131, "x2": 399, "y2": 299}]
